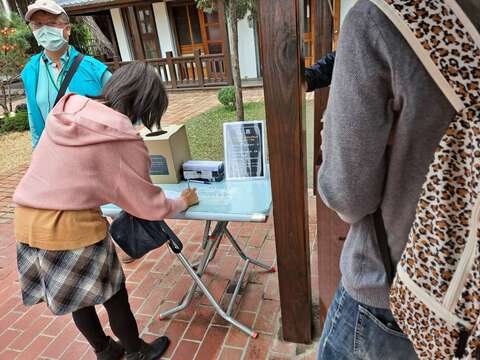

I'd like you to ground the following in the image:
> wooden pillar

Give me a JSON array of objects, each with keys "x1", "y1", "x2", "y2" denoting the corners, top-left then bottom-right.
[
  {"x1": 258, "y1": 0, "x2": 312, "y2": 344},
  {"x1": 127, "y1": 7, "x2": 145, "y2": 60},
  {"x1": 313, "y1": 0, "x2": 332, "y2": 170},
  {"x1": 313, "y1": 0, "x2": 349, "y2": 327},
  {"x1": 193, "y1": 49, "x2": 205, "y2": 86},
  {"x1": 106, "y1": 14, "x2": 121, "y2": 61},
  {"x1": 166, "y1": 51, "x2": 178, "y2": 89},
  {"x1": 113, "y1": 55, "x2": 120, "y2": 70}
]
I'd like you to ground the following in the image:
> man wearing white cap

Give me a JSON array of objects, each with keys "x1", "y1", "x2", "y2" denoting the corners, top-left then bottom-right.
[{"x1": 22, "y1": 0, "x2": 111, "y2": 148}]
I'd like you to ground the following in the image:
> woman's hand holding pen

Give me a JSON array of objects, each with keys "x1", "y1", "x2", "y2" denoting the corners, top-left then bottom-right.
[{"x1": 181, "y1": 188, "x2": 199, "y2": 208}]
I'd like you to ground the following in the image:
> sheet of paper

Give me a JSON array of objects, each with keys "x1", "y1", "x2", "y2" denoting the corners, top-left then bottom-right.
[{"x1": 223, "y1": 120, "x2": 267, "y2": 180}]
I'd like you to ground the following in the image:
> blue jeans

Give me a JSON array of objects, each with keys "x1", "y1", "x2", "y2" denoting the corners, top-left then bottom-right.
[{"x1": 317, "y1": 284, "x2": 418, "y2": 360}]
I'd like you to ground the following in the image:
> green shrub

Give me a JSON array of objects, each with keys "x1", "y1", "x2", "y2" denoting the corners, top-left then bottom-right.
[
  {"x1": 218, "y1": 86, "x2": 236, "y2": 110},
  {"x1": 0, "y1": 111, "x2": 29, "y2": 133}
]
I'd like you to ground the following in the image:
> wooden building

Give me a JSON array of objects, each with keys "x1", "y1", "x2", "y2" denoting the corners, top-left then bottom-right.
[{"x1": 57, "y1": 0, "x2": 352, "y2": 90}]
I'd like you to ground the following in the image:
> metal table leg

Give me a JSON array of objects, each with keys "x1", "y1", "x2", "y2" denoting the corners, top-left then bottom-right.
[
  {"x1": 159, "y1": 225, "x2": 222, "y2": 319},
  {"x1": 158, "y1": 221, "x2": 273, "y2": 338},
  {"x1": 192, "y1": 220, "x2": 212, "y2": 269},
  {"x1": 206, "y1": 222, "x2": 227, "y2": 263},
  {"x1": 175, "y1": 252, "x2": 258, "y2": 338},
  {"x1": 201, "y1": 220, "x2": 211, "y2": 250},
  {"x1": 226, "y1": 259, "x2": 250, "y2": 316},
  {"x1": 224, "y1": 228, "x2": 276, "y2": 272}
]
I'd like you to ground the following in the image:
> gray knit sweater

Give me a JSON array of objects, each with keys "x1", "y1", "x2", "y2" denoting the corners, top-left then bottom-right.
[{"x1": 318, "y1": 0, "x2": 480, "y2": 309}]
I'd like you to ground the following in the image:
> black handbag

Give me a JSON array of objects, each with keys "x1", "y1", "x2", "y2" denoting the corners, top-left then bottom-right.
[{"x1": 109, "y1": 211, "x2": 183, "y2": 259}]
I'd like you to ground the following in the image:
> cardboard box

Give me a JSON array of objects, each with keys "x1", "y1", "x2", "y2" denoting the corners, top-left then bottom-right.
[{"x1": 141, "y1": 124, "x2": 191, "y2": 184}]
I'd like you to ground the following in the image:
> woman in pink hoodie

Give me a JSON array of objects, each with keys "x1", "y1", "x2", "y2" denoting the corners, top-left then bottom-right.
[{"x1": 13, "y1": 62, "x2": 198, "y2": 360}]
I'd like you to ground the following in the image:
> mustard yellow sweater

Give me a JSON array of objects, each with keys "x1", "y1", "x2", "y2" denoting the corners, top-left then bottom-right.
[{"x1": 15, "y1": 206, "x2": 108, "y2": 251}]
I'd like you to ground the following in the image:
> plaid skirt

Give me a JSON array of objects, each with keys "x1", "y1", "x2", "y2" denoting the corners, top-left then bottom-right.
[{"x1": 16, "y1": 236, "x2": 125, "y2": 315}]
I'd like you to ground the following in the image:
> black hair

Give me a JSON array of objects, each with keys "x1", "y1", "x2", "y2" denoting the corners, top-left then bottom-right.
[{"x1": 101, "y1": 61, "x2": 168, "y2": 130}]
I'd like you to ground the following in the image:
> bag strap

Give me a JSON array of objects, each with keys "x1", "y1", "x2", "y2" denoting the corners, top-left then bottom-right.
[
  {"x1": 54, "y1": 53, "x2": 84, "y2": 106},
  {"x1": 369, "y1": 0, "x2": 480, "y2": 112},
  {"x1": 373, "y1": 208, "x2": 395, "y2": 285}
]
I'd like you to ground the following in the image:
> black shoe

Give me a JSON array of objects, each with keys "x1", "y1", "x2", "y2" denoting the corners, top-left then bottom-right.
[
  {"x1": 126, "y1": 337, "x2": 170, "y2": 360},
  {"x1": 96, "y1": 337, "x2": 124, "y2": 360}
]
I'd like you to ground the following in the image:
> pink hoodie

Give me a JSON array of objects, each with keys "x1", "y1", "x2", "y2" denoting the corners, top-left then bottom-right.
[{"x1": 14, "y1": 94, "x2": 187, "y2": 220}]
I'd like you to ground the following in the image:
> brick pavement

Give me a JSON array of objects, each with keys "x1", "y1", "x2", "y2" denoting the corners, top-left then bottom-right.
[
  {"x1": 162, "y1": 88, "x2": 266, "y2": 126},
  {"x1": 0, "y1": 194, "x2": 320, "y2": 359},
  {"x1": 0, "y1": 165, "x2": 28, "y2": 224},
  {"x1": 0, "y1": 87, "x2": 322, "y2": 359}
]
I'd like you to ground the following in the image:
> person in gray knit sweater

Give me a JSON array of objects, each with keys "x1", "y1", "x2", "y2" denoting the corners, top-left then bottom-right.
[{"x1": 316, "y1": 0, "x2": 480, "y2": 359}]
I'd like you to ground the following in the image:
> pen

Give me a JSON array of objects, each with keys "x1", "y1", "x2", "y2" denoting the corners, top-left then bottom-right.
[{"x1": 189, "y1": 179, "x2": 211, "y2": 184}]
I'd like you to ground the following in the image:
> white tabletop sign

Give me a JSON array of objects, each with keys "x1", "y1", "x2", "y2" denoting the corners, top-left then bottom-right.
[{"x1": 223, "y1": 120, "x2": 267, "y2": 180}]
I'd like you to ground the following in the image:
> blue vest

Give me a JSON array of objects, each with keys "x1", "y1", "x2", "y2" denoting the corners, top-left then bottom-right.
[{"x1": 21, "y1": 47, "x2": 108, "y2": 148}]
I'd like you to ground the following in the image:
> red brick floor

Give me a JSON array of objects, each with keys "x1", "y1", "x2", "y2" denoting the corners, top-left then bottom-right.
[
  {"x1": 0, "y1": 165, "x2": 321, "y2": 359},
  {"x1": 0, "y1": 166, "x2": 28, "y2": 223}
]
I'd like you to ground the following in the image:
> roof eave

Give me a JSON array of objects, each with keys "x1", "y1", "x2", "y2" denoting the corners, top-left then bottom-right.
[{"x1": 64, "y1": 0, "x2": 163, "y2": 15}]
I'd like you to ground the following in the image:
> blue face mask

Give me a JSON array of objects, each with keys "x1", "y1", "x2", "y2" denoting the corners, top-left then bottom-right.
[{"x1": 33, "y1": 26, "x2": 67, "y2": 52}]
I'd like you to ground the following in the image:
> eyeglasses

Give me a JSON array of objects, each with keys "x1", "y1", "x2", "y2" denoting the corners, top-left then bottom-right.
[{"x1": 29, "y1": 21, "x2": 68, "y2": 30}]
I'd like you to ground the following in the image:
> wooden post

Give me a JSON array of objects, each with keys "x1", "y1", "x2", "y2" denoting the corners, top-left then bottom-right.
[
  {"x1": 194, "y1": 49, "x2": 205, "y2": 86},
  {"x1": 313, "y1": 0, "x2": 349, "y2": 327},
  {"x1": 313, "y1": 0, "x2": 332, "y2": 174},
  {"x1": 258, "y1": 0, "x2": 313, "y2": 344},
  {"x1": 106, "y1": 14, "x2": 121, "y2": 62},
  {"x1": 166, "y1": 51, "x2": 178, "y2": 89},
  {"x1": 127, "y1": 6, "x2": 145, "y2": 60},
  {"x1": 113, "y1": 55, "x2": 120, "y2": 70}
]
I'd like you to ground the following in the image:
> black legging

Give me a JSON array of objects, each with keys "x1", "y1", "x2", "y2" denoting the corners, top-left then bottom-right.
[{"x1": 72, "y1": 285, "x2": 141, "y2": 354}]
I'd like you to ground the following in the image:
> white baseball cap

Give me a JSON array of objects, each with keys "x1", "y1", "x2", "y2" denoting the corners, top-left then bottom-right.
[{"x1": 25, "y1": 0, "x2": 67, "y2": 22}]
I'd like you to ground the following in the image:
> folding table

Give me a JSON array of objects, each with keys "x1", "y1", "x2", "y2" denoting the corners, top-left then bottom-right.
[{"x1": 101, "y1": 178, "x2": 274, "y2": 338}]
